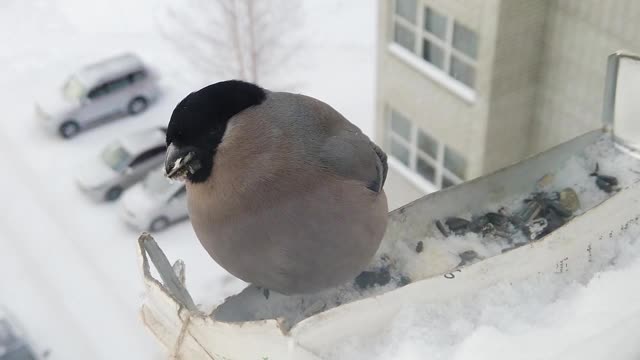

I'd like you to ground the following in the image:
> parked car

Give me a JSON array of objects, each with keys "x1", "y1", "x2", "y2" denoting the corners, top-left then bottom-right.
[
  {"x1": 0, "y1": 308, "x2": 42, "y2": 360},
  {"x1": 121, "y1": 167, "x2": 188, "y2": 232},
  {"x1": 35, "y1": 53, "x2": 160, "y2": 139},
  {"x1": 75, "y1": 127, "x2": 167, "y2": 201}
]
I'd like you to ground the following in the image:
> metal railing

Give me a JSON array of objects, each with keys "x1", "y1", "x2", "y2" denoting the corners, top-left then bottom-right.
[{"x1": 602, "y1": 51, "x2": 640, "y2": 157}]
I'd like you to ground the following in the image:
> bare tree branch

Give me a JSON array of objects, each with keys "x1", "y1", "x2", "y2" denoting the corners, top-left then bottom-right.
[{"x1": 157, "y1": 0, "x2": 302, "y2": 87}]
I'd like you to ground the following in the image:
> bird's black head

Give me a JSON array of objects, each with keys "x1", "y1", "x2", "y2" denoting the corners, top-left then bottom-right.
[{"x1": 164, "y1": 80, "x2": 266, "y2": 183}]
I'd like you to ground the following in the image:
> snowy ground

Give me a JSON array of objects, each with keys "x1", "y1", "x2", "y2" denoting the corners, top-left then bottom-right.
[
  {"x1": 0, "y1": 0, "x2": 375, "y2": 359},
  {"x1": 2, "y1": 1, "x2": 640, "y2": 360}
]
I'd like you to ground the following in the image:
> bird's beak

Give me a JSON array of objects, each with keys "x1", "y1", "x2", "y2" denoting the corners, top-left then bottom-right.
[{"x1": 165, "y1": 143, "x2": 199, "y2": 179}]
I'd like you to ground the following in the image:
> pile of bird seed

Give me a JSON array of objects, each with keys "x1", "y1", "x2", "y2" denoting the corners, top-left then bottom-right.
[
  {"x1": 354, "y1": 136, "x2": 639, "y2": 292},
  {"x1": 435, "y1": 187, "x2": 582, "y2": 252},
  {"x1": 416, "y1": 135, "x2": 639, "y2": 274},
  {"x1": 434, "y1": 161, "x2": 622, "y2": 248}
]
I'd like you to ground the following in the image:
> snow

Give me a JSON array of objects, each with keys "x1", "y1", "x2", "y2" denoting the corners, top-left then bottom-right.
[
  {"x1": 326, "y1": 220, "x2": 640, "y2": 360},
  {"x1": 2, "y1": 0, "x2": 640, "y2": 359},
  {"x1": 0, "y1": 0, "x2": 375, "y2": 359}
]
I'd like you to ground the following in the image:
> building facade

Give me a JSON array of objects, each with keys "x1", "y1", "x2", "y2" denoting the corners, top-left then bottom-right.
[{"x1": 376, "y1": 0, "x2": 640, "y2": 209}]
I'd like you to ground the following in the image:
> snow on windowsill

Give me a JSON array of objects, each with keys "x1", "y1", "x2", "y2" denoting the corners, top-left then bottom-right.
[
  {"x1": 388, "y1": 156, "x2": 439, "y2": 195},
  {"x1": 387, "y1": 43, "x2": 477, "y2": 104}
]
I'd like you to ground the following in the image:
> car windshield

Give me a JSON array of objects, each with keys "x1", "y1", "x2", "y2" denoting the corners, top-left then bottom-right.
[
  {"x1": 143, "y1": 169, "x2": 173, "y2": 196},
  {"x1": 101, "y1": 142, "x2": 132, "y2": 172},
  {"x1": 62, "y1": 76, "x2": 86, "y2": 101},
  {"x1": 0, "y1": 320, "x2": 17, "y2": 347}
]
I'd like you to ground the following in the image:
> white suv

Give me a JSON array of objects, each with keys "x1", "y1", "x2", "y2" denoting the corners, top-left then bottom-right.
[
  {"x1": 35, "y1": 53, "x2": 160, "y2": 138},
  {"x1": 121, "y1": 167, "x2": 188, "y2": 232},
  {"x1": 75, "y1": 128, "x2": 167, "y2": 201}
]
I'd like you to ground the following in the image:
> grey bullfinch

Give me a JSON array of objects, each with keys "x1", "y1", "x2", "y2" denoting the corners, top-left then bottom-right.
[{"x1": 164, "y1": 80, "x2": 388, "y2": 295}]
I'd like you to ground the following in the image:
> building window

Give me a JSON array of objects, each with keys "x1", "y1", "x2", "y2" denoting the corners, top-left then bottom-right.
[
  {"x1": 391, "y1": 0, "x2": 478, "y2": 89},
  {"x1": 387, "y1": 108, "x2": 466, "y2": 189}
]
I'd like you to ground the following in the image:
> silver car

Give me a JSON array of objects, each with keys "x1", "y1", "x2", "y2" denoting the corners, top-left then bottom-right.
[
  {"x1": 75, "y1": 127, "x2": 167, "y2": 201},
  {"x1": 35, "y1": 53, "x2": 160, "y2": 139},
  {"x1": 121, "y1": 167, "x2": 188, "y2": 232}
]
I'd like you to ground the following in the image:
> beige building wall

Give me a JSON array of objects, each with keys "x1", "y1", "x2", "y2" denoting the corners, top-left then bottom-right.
[
  {"x1": 375, "y1": 0, "x2": 500, "y2": 208},
  {"x1": 531, "y1": 0, "x2": 640, "y2": 153},
  {"x1": 483, "y1": 0, "x2": 548, "y2": 173},
  {"x1": 375, "y1": 0, "x2": 500, "y2": 179}
]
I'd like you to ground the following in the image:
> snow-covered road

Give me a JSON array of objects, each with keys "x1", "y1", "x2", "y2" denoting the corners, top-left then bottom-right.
[
  {"x1": 0, "y1": 0, "x2": 376, "y2": 358},
  {"x1": 0, "y1": 134, "x2": 157, "y2": 358}
]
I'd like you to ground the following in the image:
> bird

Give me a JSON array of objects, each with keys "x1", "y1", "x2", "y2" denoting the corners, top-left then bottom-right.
[{"x1": 164, "y1": 80, "x2": 388, "y2": 295}]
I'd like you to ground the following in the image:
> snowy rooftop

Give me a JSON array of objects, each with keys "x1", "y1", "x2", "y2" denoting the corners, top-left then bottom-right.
[{"x1": 118, "y1": 127, "x2": 166, "y2": 154}]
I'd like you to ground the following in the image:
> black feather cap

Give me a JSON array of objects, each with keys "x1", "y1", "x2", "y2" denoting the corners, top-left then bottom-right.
[{"x1": 165, "y1": 80, "x2": 267, "y2": 183}]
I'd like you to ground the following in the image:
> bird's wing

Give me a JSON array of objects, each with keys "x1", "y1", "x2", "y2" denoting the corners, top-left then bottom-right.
[
  {"x1": 284, "y1": 93, "x2": 387, "y2": 193},
  {"x1": 320, "y1": 129, "x2": 388, "y2": 193}
]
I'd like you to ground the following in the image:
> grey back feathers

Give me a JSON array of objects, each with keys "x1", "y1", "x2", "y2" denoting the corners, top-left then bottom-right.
[{"x1": 249, "y1": 92, "x2": 387, "y2": 193}]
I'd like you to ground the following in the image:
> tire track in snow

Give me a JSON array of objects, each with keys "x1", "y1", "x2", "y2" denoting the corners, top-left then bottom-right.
[
  {"x1": 0, "y1": 221, "x2": 97, "y2": 359},
  {"x1": 0, "y1": 133, "x2": 157, "y2": 359}
]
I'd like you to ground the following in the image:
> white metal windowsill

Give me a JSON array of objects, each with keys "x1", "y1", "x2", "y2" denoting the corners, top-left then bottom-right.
[
  {"x1": 387, "y1": 43, "x2": 477, "y2": 104},
  {"x1": 388, "y1": 156, "x2": 438, "y2": 195}
]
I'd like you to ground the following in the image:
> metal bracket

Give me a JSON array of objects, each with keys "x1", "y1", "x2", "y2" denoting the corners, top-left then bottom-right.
[{"x1": 602, "y1": 51, "x2": 640, "y2": 157}]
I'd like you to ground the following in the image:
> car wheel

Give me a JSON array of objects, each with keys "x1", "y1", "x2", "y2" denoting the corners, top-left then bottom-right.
[
  {"x1": 128, "y1": 97, "x2": 148, "y2": 115},
  {"x1": 59, "y1": 120, "x2": 80, "y2": 139},
  {"x1": 105, "y1": 186, "x2": 123, "y2": 201},
  {"x1": 150, "y1": 217, "x2": 170, "y2": 232}
]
